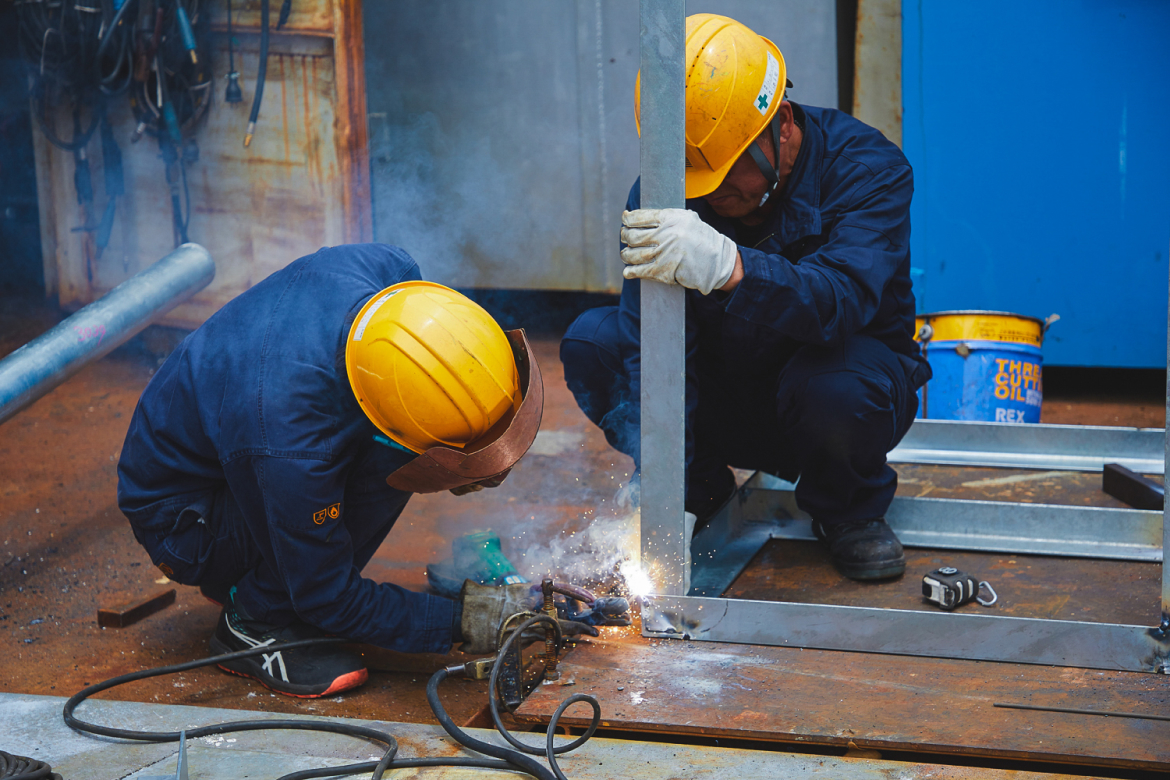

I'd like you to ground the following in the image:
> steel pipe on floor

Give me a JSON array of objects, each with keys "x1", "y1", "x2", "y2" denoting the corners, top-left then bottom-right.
[{"x1": 0, "y1": 244, "x2": 215, "y2": 426}]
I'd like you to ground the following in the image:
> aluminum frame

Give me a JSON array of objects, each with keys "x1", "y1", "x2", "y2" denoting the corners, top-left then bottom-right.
[
  {"x1": 637, "y1": 0, "x2": 689, "y2": 597},
  {"x1": 635, "y1": 8, "x2": 1170, "y2": 669},
  {"x1": 687, "y1": 473, "x2": 1162, "y2": 599},
  {"x1": 889, "y1": 418, "x2": 1165, "y2": 474}
]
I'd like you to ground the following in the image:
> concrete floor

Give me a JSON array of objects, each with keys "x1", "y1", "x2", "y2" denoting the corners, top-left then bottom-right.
[
  {"x1": 1, "y1": 292, "x2": 1166, "y2": 774},
  {"x1": 2, "y1": 692, "x2": 1086, "y2": 780}
]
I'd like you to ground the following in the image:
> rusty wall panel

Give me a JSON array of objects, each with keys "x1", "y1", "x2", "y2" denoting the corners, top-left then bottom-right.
[
  {"x1": 34, "y1": 0, "x2": 366, "y2": 329},
  {"x1": 853, "y1": 0, "x2": 902, "y2": 147}
]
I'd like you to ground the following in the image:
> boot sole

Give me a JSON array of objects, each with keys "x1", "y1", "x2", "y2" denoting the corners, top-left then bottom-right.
[{"x1": 836, "y1": 558, "x2": 906, "y2": 581}]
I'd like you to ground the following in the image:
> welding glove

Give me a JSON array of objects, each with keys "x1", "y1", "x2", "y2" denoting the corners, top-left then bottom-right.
[
  {"x1": 458, "y1": 580, "x2": 600, "y2": 655},
  {"x1": 620, "y1": 208, "x2": 738, "y2": 295}
]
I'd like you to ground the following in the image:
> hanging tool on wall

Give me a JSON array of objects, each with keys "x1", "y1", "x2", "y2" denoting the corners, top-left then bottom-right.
[
  {"x1": 243, "y1": 0, "x2": 293, "y2": 146},
  {"x1": 17, "y1": 0, "x2": 137, "y2": 256},
  {"x1": 17, "y1": 0, "x2": 211, "y2": 252},
  {"x1": 125, "y1": 0, "x2": 211, "y2": 247},
  {"x1": 224, "y1": 0, "x2": 243, "y2": 103},
  {"x1": 245, "y1": 0, "x2": 269, "y2": 146}
]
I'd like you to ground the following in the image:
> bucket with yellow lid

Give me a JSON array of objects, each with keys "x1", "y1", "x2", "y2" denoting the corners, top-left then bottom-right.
[{"x1": 914, "y1": 311, "x2": 1052, "y2": 423}]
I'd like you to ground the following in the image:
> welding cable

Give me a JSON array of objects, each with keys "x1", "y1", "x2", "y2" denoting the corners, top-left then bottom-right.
[
  {"x1": 95, "y1": 0, "x2": 137, "y2": 95},
  {"x1": 426, "y1": 614, "x2": 602, "y2": 780},
  {"x1": 484, "y1": 614, "x2": 601, "y2": 780},
  {"x1": 245, "y1": 0, "x2": 270, "y2": 146},
  {"x1": 0, "y1": 749, "x2": 62, "y2": 780},
  {"x1": 63, "y1": 638, "x2": 401, "y2": 776},
  {"x1": 62, "y1": 636, "x2": 569, "y2": 780}
]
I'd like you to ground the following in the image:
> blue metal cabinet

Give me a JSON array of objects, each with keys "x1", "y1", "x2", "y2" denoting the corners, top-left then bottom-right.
[{"x1": 902, "y1": 1, "x2": 1170, "y2": 367}]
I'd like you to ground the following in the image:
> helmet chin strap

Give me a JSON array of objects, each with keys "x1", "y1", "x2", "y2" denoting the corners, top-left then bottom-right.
[{"x1": 746, "y1": 111, "x2": 784, "y2": 208}]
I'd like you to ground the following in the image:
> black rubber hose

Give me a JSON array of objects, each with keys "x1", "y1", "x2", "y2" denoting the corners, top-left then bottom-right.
[
  {"x1": 0, "y1": 749, "x2": 62, "y2": 780},
  {"x1": 245, "y1": 0, "x2": 269, "y2": 144},
  {"x1": 95, "y1": 0, "x2": 136, "y2": 62},
  {"x1": 276, "y1": 757, "x2": 518, "y2": 780},
  {"x1": 484, "y1": 614, "x2": 601, "y2": 780},
  {"x1": 63, "y1": 637, "x2": 537, "y2": 780},
  {"x1": 63, "y1": 637, "x2": 401, "y2": 780},
  {"x1": 545, "y1": 695, "x2": 601, "y2": 780},
  {"x1": 426, "y1": 667, "x2": 557, "y2": 780},
  {"x1": 488, "y1": 616, "x2": 598, "y2": 756}
]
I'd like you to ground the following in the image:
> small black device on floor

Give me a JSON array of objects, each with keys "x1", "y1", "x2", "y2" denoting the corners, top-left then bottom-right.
[{"x1": 922, "y1": 566, "x2": 996, "y2": 610}]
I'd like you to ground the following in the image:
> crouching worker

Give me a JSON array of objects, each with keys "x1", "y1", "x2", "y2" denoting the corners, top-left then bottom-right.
[
  {"x1": 562, "y1": 15, "x2": 931, "y2": 581},
  {"x1": 117, "y1": 243, "x2": 598, "y2": 697}
]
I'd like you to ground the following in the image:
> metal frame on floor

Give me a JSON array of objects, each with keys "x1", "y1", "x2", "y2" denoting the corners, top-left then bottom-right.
[{"x1": 634, "y1": 0, "x2": 1170, "y2": 674}]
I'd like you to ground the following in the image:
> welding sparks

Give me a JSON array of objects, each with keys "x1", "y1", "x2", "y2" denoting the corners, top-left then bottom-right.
[{"x1": 621, "y1": 561, "x2": 655, "y2": 599}]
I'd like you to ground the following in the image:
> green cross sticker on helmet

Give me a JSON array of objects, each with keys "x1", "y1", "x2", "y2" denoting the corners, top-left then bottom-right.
[
  {"x1": 754, "y1": 51, "x2": 780, "y2": 116},
  {"x1": 633, "y1": 14, "x2": 789, "y2": 198}
]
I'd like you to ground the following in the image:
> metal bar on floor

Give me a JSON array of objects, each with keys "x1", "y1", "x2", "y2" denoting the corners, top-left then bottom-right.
[
  {"x1": 0, "y1": 244, "x2": 215, "y2": 426},
  {"x1": 749, "y1": 472, "x2": 1162, "y2": 561},
  {"x1": 687, "y1": 475, "x2": 1162, "y2": 598},
  {"x1": 888, "y1": 418, "x2": 1165, "y2": 474},
  {"x1": 638, "y1": 0, "x2": 689, "y2": 596},
  {"x1": 643, "y1": 595, "x2": 1170, "y2": 673}
]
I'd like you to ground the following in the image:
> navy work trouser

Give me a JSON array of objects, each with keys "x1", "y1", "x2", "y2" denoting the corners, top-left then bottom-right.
[
  {"x1": 125, "y1": 439, "x2": 414, "y2": 623},
  {"x1": 560, "y1": 306, "x2": 919, "y2": 526}
]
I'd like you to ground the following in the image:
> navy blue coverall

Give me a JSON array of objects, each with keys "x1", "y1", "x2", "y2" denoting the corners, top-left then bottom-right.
[
  {"x1": 117, "y1": 244, "x2": 455, "y2": 654},
  {"x1": 561, "y1": 103, "x2": 931, "y2": 526}
]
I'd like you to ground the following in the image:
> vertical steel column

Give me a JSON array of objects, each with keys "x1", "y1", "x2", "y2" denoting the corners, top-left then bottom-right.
[
  {"x1": 638, "y1": 0, "x2": 688, "y2": 595},
  {"x1": 1163, "y1": 250, "x2": 1170, "y2": 646}
]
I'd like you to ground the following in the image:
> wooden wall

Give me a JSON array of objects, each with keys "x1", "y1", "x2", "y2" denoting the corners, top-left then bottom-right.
[{"x1": 33, "y1": 0, "x2": 369, "y2": 328}]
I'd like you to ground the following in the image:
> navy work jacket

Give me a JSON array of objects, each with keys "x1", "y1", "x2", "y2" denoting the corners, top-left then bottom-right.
[
  {"x1": 117, "y1": 244, "x2": 454, "y2": 653},
  {"x1": 618, "y1": 103, "x2": 929, "y2": 464}
]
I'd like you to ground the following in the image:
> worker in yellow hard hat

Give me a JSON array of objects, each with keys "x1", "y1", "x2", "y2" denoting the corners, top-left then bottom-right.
[
  {"x1": 562, "y1": 14, "x2": 932, "y2": 581},
  {"x1": 117, "y1": 244, "x2": 602, "y2": 697}
]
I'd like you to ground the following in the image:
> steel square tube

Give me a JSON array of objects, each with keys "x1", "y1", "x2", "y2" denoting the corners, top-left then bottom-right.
[
  {"x1": 888, "y1": 419, "x2": 1164, "y2": 474},
  {"x1": 643, "y1": 595, "x2": 1170, "y2": 673},
  {"x1": 738, "y1": 472, "x2": 1163, "y2": 562},
  {"x1": 637, "y1": 0, "x2": 689, "y2": 596}
]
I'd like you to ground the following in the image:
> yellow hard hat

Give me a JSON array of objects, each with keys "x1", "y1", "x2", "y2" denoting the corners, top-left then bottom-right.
[
  {"x1": 345, "y1": 281, "x2": 519, "y2": 454},
  {"x1": 635, "y1": 14, "x2": 787, "y2": 198}
]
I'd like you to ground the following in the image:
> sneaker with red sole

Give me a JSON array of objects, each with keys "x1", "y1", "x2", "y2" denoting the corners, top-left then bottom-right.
[{"x1": 209, "y1": 590, "x2": 368, "y2": 698}]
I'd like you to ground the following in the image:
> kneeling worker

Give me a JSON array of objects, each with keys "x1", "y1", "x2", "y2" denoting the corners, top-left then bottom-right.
[
  {"x1": 562, "y1": 15, "x2": 931, "y2": 580},
  {"x1": 118, "y1": 243, "x2": 596, "y2": 697}
]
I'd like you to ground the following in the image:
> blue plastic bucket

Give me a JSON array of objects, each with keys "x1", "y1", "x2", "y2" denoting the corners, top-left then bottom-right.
[{"x1": 915, "y1": 311, "x2": 1045, "y2": 423}]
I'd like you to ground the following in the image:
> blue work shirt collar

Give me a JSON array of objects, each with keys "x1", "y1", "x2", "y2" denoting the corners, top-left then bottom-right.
[{"x1": 770, "y1": 101, "x2": 823, "y2": 246}]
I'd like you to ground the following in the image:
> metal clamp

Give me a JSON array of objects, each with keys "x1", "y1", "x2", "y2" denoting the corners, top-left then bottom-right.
[{"x1": 976, "y1": 581, "x2": 998, "y2": 607}]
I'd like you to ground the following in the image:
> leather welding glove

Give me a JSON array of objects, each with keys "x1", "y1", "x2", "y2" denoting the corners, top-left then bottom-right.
[
  {"x1": 458, "y1": 580, "x2": 600, "y2": 655},
  {"x1": 620, "y1": 208, "x2": 738, "y2": 295}
]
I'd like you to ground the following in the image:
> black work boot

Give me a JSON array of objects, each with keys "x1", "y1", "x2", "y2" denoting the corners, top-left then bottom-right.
[
  {"x1": 812, "y1": 518, "x2": 905, "y2": 580},
  {"x1": 209, "y1": 588, "x2": 368, "y2": 698}
]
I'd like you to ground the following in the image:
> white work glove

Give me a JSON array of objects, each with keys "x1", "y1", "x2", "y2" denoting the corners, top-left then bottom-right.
[{"x1": 620, "y1": 208, "x2": 738, "y2": 295}]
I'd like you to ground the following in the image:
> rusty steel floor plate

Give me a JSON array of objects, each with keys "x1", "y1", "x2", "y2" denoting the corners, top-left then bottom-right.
[
  {"x1": 516, "y1": 628, "x2": 1170, "y2": 772},
  {"x1": 4, "y1": 292, "x2": 1169, "y2": 773}
]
